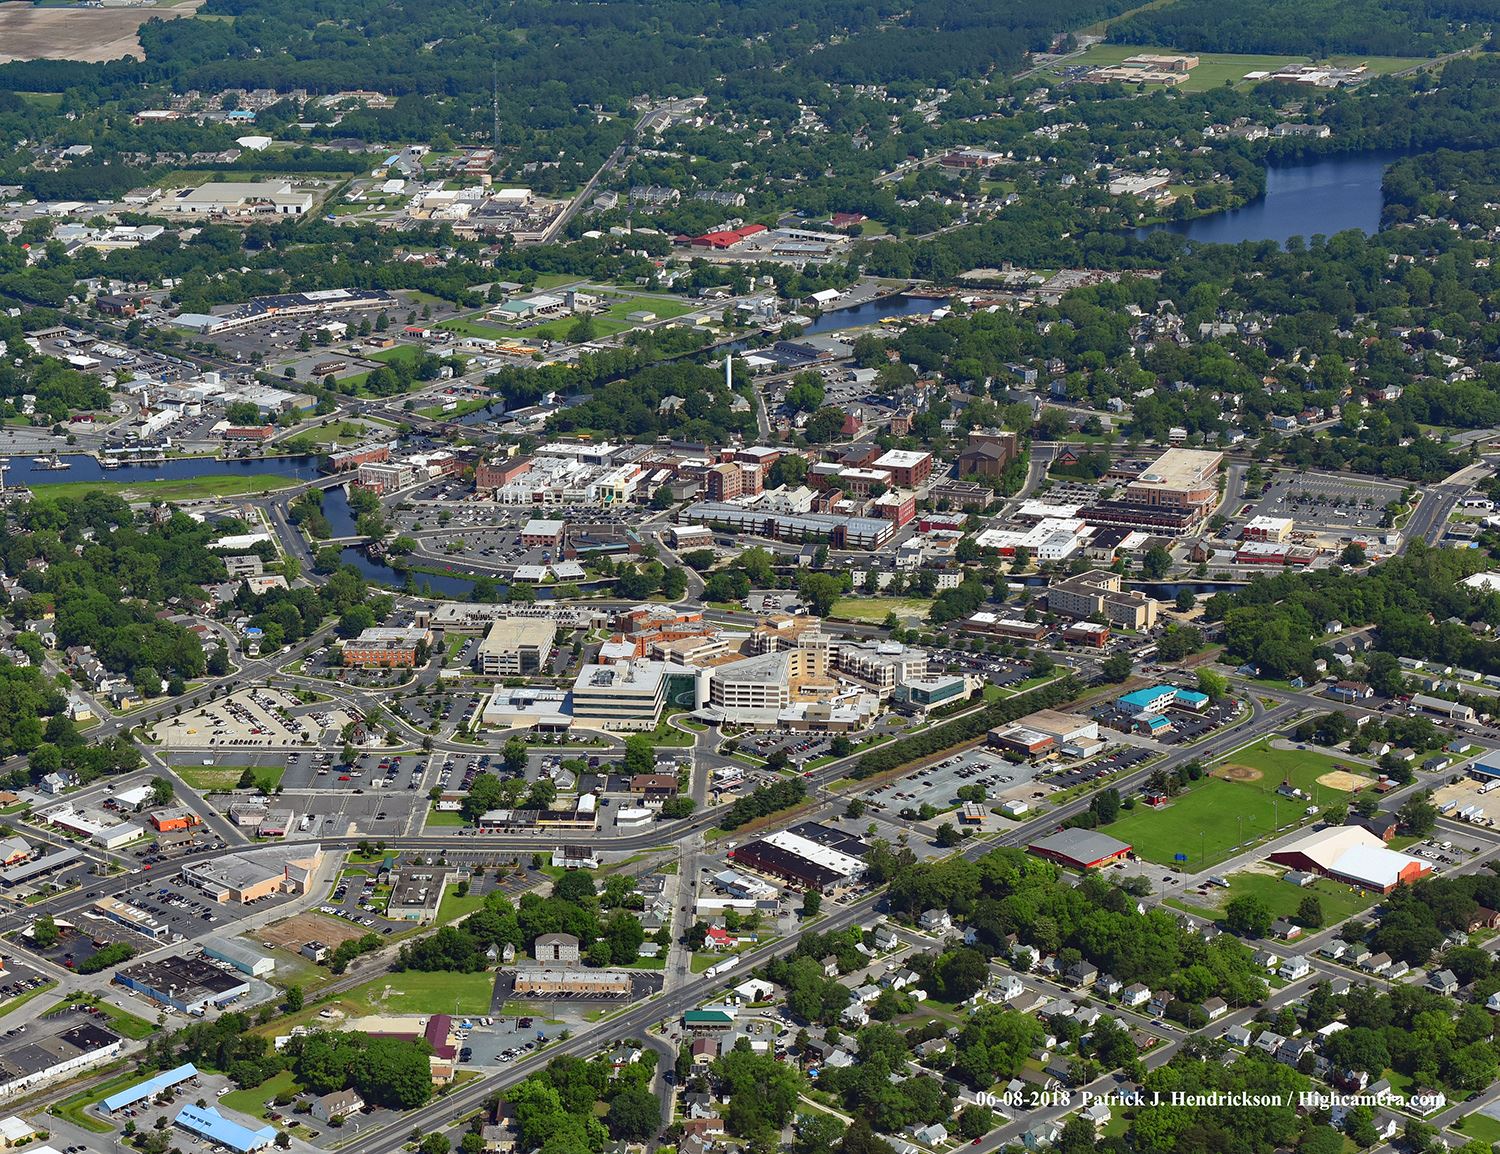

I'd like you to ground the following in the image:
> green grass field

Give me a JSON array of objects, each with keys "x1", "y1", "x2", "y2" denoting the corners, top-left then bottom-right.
[
  {"x1": 438, "y1": 316, "x2": 523, "y2": 341},
  {"x1": 425, "y1": 808, "x2": 466, "y2": 828},
  {"x1": 177, "y1": 764, "x2": 284, "y2": 792},
  {"x1": 219, "y1": 1069, "x2": 301, "y2": 1120},
  {"x1": 1220, "y1": 739, "x2": 1375, "y2": 798},
  {"x1": 1054, "y1": 44, "x2": 1425, "y2": 92},
  {"x1": 437, "y1": 883, "x2": 485, "y2": 925},
  {"x1": 30, "y1": 475, "x2": 301, "y2": 503},
  {"x1": 1450, "y1": 1113, "x2": 1500, "y2": 1147},
  {"x1": 1170, "y1": 869, "x2": 1377, "y2": 928},
  {"x1": 1108, "y1": 781, "x2": 1331, "y2": 868},
  {"x1": 346, "y1": 971, "x2": 495, "y2": 1015},
  {"x1": 830, "y1": 597, "x2": 933, "y2": 623},
  {"x1": 369, "y1": 344, "x2": 433, "y2": 367}
]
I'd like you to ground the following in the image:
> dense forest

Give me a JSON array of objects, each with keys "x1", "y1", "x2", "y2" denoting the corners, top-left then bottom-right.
[{"x1": 1107, "y1": 0, "x2": 1497, "y2": 56}]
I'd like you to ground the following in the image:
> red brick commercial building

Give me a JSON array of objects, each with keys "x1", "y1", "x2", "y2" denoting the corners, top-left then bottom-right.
[
  {"x1": 520, "y1": 519, "x2": 565, "y2": 548},
  {"x1": 222, "y1": 425, "x2": 275, "y2": 442},
  {"x1": 341, "y1": 626, "x2": 431, "y2": 668},
  {"x1": 476, "y1": 457, "x2": 531, "y2": 493},
  {"x1": 328, "y1": 442, "x2": 392, "y2": 472},
  {"x1": 872, "y1": 449, "x2": 932, "y2": 488}
]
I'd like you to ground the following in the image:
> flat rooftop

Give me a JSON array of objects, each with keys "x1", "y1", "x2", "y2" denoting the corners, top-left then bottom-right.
[{"x1": 1130, "y1": 447, "x2": 1223, "y2": 490}]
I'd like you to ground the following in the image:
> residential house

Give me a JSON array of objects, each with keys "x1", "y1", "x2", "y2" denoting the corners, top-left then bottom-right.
[{"x1": 1428, "y1": 969, "x2": 1459, "y2": 995}]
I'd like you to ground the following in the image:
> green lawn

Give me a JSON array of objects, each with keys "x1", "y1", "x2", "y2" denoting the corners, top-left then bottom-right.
[
  {"x1": 219, "y1": 1069, "x2": 301, "y2": 1120},
  {"x1": 600, "y1": 297, "x2": 696, "y2": 322},
  {"x1": 1106, "y1": 776, "x2": 1323, "y2": 868},
  {"x1": 438, "y1": 316, "x2": 522, "y2": 341},
  {"x1": 1219, "y1": 739, "x2": 1375, "y2": 798},
  {"x1": 178, "y1": 764, "x2": 284, "y2": 792},
  {"x1": 30, "y1": 475, "x2": 302, "y2": 503},
  {"x1": 345, "y1": 971, "x2": 495, "y2": 1015},
  {"x1": 437, "y1": 883, "x2": 485, "y2": 925},
  {"x1": 830, "y1": 597, "x2": 933, "y2": 623},
  {"x1": 369, "y1": 344, "x2": 425, "y2": 366},
  {"x1": 1170, "y1": 869, "x2": 1377, "y2": 928},
  {"x1": 1450, "y1": 1113, "x2": 1500, "y2": 1146},
  {"x1": 425, "y1": 808, "x2": 466, "y2": 828},
  {"x1": 527, "y1": 314, "x2": 632, "y2": 341},
  {"x1": 643, "y1": 712, "x2": 695, "y2": 746},
  {"x1": 50, "y1": 1066, "x2": 136, "y2": 1133},
  {"x1": 419, "y1": 396, "x2": 493, "y2": 420}
]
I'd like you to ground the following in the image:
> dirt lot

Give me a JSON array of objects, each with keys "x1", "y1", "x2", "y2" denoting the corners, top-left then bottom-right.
[
  {"x1": 0, "y1": 0, "x2": 205, "y2": 64},
  {"x1": 1214, "y1": 763, "x2": 1263, "y2": 783},
  {"x1": 259, "y1": 911, "x2": 365, "y2": 953},
  {"x1": 1316, "y1": 769, "x2": 1373, "y2": 792}
]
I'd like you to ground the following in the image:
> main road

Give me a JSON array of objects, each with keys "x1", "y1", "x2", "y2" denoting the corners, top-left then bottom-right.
[{"x1": 339, "y1": 690, "x2": 1312, "y2": 1154}]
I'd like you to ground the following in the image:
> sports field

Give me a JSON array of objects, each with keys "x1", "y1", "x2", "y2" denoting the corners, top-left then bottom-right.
[
  {"x1": 1211, "y1": 738, "x2": 1376, "y2": 797},
  {"x1": 1106, "y1": 740, "x2": 1373, "y2": 868},
  {"x1": 1054, "y1": 44, "x2": 1424, "y2": 92}
]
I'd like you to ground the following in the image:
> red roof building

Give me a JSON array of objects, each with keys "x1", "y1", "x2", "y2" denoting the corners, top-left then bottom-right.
[{"x1": 680, "y1": 223, "x2": 768, "y2": 250}]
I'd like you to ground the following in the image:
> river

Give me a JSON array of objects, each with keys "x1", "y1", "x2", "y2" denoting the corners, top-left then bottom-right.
[
  {"x1": 1, "y1": 452, "x2": 323, "y2": 489},
  {"x1": 1143, "y1": 150, "x2": 1406, "y2": 247},
  {"x1": 799, "y1": 292, "x2": 945, "y2": 334}
]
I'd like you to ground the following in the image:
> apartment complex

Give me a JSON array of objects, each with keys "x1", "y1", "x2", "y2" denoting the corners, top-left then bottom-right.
[{"x1": 1045, "y1": 570, "x2": 1159, "y2": 631}]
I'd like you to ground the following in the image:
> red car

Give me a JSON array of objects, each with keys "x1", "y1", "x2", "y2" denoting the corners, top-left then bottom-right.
[{"x1": 339, "y1": 775, "x2": 351, "y2": 782}]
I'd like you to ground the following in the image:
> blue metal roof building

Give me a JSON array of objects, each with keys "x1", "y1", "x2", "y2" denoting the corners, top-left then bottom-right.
[
  {"x1": 1471, "y1": 749, "x2": 1500, "y2": 779},
  {"x1": 1117, "y1": 685, "x2": 1176, "y2": 713},
  {"x1": 174, "y1": 1104, "x2": 277, "y2": 1153},
  {"x1": 102, "y1": 1063, "x2": 199, "y2": 1113},
  {"x1": 1174, "y1": 688, "x2": 1210, "y2": 710}
]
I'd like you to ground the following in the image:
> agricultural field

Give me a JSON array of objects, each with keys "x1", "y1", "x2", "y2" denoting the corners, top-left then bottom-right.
[{"x1": 0, "y1": 0, "x2": 205, "y2": 64}]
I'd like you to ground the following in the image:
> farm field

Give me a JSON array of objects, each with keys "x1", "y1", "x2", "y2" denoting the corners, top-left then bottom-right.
[{"x1": 0, "y1": 0, "x2": 205, "y2": 63}]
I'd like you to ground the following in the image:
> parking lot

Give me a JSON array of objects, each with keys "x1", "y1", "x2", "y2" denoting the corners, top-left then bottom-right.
[
  {"x1": 1246, "y1": 473, "x2": 1404, "y2": 533},
  {"x1": 109, "y1": 868, "x2": 300, "y2": 942},
  {"x1": 457, "y1": 1015, "x2": 568, "y2": 1066},
  {"x1": 861, "y1": 747, "x2": 1046, "y2": 817},
  {"x1": 0, "y1": 964, "x2": 52, "y2": 1011},
  {"x1": 155, "y1": 688, "x2": 354, "y2": 750},
  {"x1": 1046, "y1": 744, "x2": 1153, "y2": 789}
]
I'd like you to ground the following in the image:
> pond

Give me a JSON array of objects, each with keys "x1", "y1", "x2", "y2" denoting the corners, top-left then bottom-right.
[{"x1": 1142, "y1": 150, "x2": 1407, "y2": 247}]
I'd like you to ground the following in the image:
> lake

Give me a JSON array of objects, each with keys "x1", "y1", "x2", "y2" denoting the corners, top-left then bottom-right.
[{"x1": 1143, "y1": 150, "x2": 1407, "y2": 247}]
